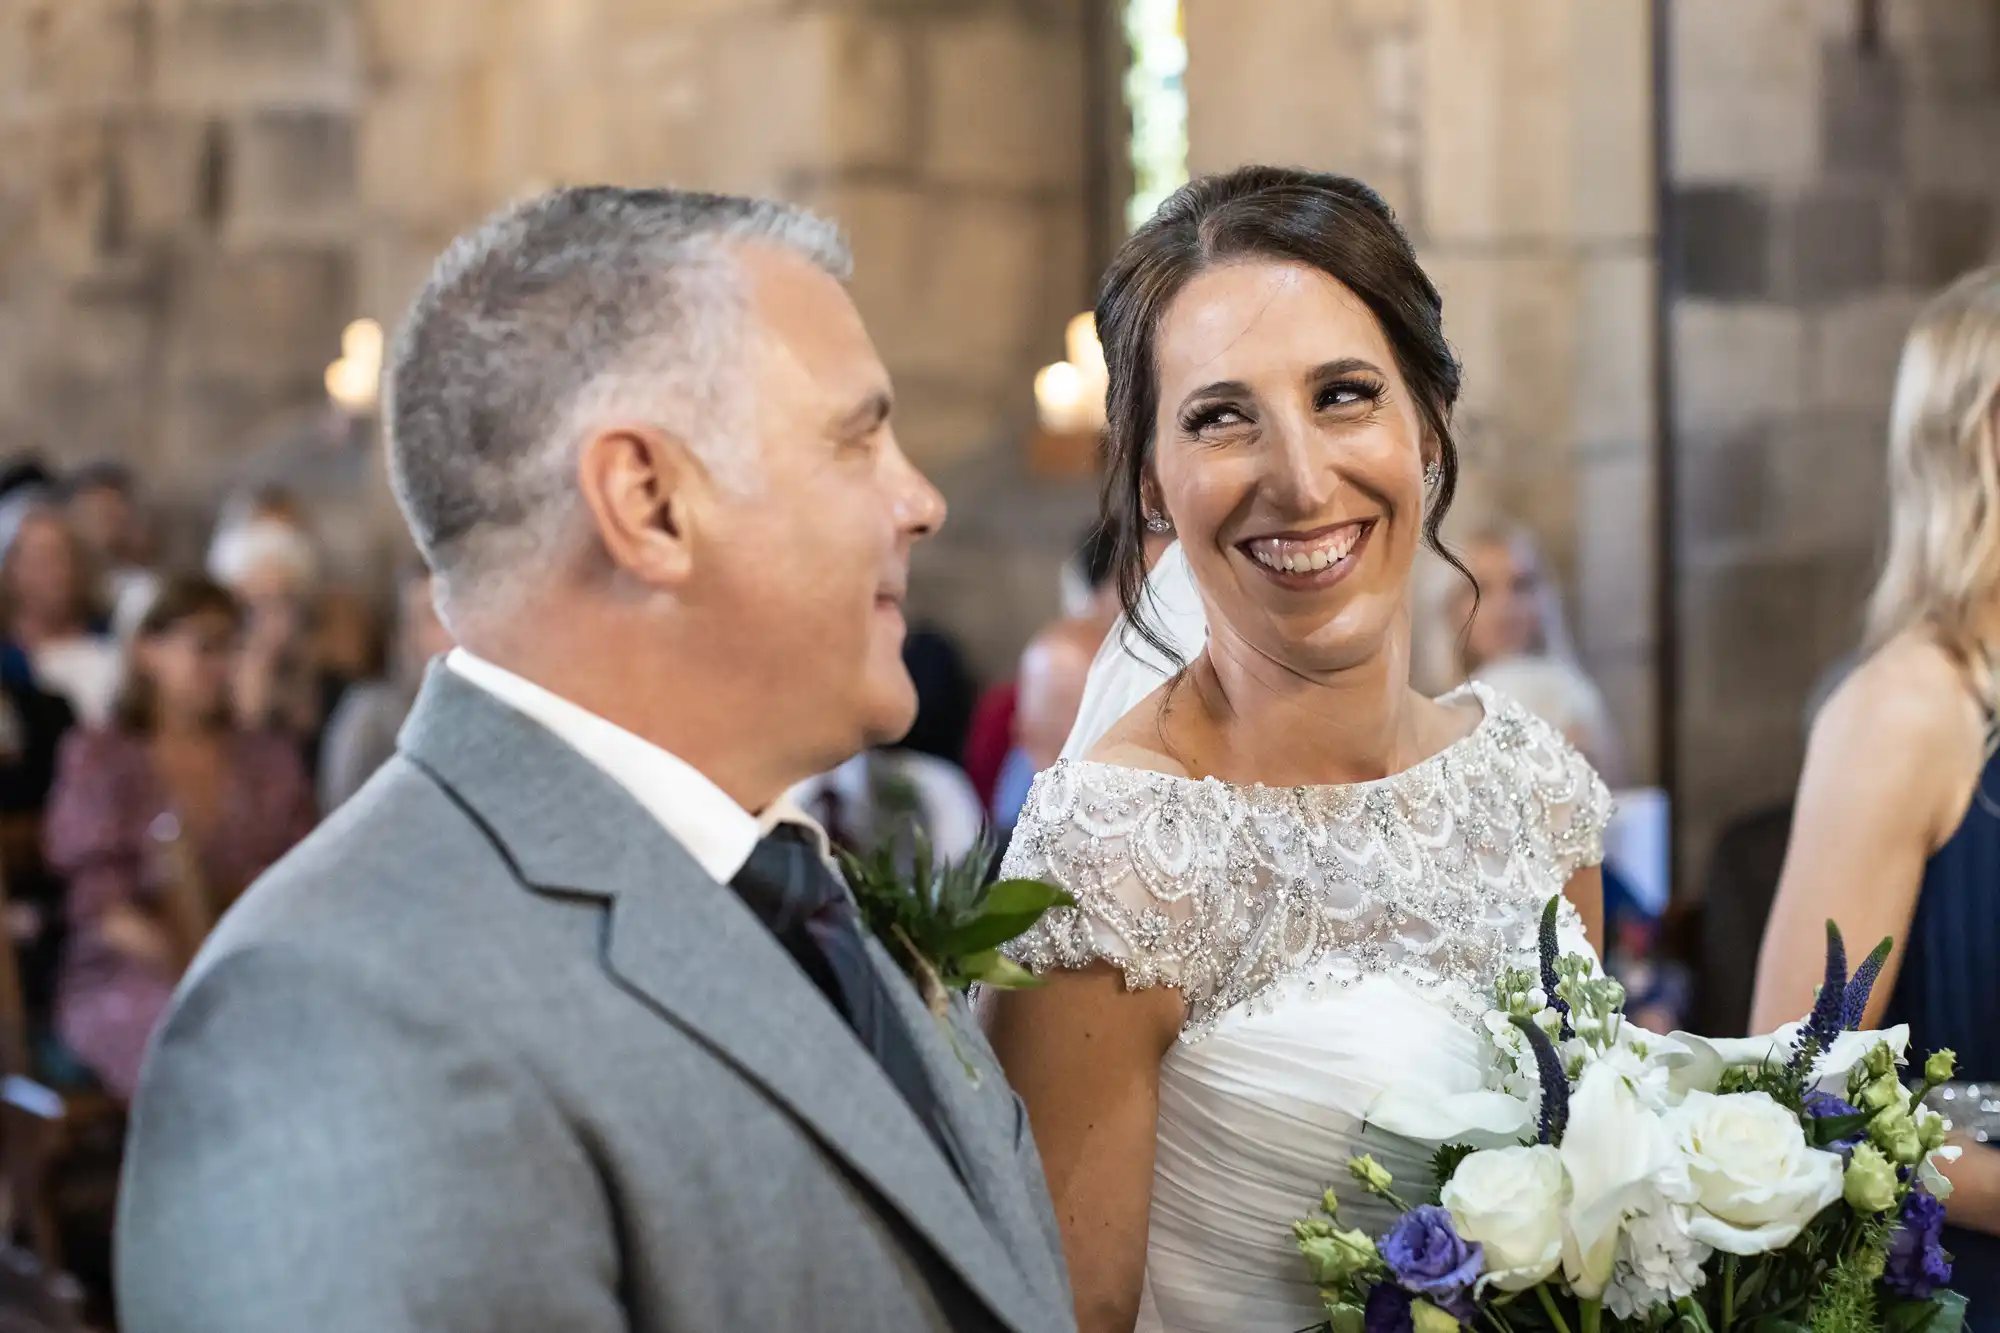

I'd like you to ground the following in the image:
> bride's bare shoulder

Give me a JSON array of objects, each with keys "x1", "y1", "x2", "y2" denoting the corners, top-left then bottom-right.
[{"x1": 1081, "y1": 684, "x2": 1193, "y2": 778}]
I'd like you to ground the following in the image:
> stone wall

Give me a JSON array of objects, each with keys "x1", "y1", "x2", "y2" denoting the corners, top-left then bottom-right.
[
  {"x1": 0, "y1": 0, "x2": 362, "y2": 561},
  {"x1": 1667, "y1": 0, "x2": 2000, "y2": 887},
  {"x1": 1183, "y1": 0, "x2": 1662, "y2": 781}
]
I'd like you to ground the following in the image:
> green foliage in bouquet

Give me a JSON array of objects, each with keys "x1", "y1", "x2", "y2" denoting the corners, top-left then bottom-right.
[{"x1": 839, "y1": 826, "x2": 1074, "y2": 1017}]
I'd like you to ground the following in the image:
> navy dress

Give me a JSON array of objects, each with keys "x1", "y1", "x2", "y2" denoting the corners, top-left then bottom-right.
[{"x1": 1886, "y1": 747, "x2": 2000, "y2": 1326}]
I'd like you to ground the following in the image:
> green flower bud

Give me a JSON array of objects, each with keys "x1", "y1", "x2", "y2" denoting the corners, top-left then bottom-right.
[
  {"x1": 1299, "y1": 1228, "x2": 1377, "y2": 1286},
  {"x1": 1325, "y1": 1304, "x2": 1367, "y2": 1333},
  {"x1": 1349, "y1": 1155, "x2": 1394, "y2": 1196},
  {"x1": 1870, "y1": 1104, "x2": 1924, "y2": 1165},
  {"x1": 1843, "y1": 1144, "x2": 1899, "y2": 1214},
  {"x1": 1294, "y1": 1217, "x2": 1334, "y2": 1242},
  {"x1": 1413, "y1": 1299, "x2": 1462, "y2": 1333},
  {"x1": 1927, "y1": 1050, "x2": 1958, "y2": 1085},
  {"x1": 1857, "y1": 1246, "x2": 1886, "y2": 1281},
  {"x1": 1857, "y1": 1074, "x2": 1907, "y2": 1114},
  {"x1": 1862, "y1": 1043, "x2": 1898, "y2": 1081},
  {"x1": 1322, "y1": 1188, "x2": 1343, "y2": 1219},
  {"x1": 1919, "y1": 1109, "x2": 1949, "y2": 1153}
]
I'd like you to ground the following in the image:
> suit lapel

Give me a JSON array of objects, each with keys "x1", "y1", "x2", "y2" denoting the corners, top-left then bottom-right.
[{"x1": 399, "y1": 668, "x2": 1053, "y2": 1333}]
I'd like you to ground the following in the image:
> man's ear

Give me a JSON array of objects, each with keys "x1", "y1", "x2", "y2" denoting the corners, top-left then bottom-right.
[{"x1": 576, "y1": 424, "x2": 701, "y2": 589}]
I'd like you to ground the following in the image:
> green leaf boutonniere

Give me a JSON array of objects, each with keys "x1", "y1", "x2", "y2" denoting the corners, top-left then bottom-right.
[{"x1": 839, "y1": 827, "x2": 1074, "y2": 1022}]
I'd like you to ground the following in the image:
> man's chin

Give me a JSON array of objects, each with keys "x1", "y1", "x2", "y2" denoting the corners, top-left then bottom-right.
[{"x1": 858, "y1": 680, "x2": 921, "y2": 751}]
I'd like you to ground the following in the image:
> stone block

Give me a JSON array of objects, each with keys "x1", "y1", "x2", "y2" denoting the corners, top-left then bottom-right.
[
  {"x1": 1575, "y1": 444, "x2": 1655, "y2": 657},
  {"x1": 1671, "y1": 185, "x2": 1772, "y2": 300},
  {"x1": 1767, "y1": 408, "x2": 1888, "y2": 557},
  {"x1": 163, "y1": 245, "x2": 352, "y2": 384},
  {"x1": 1777, "y1": 186, "x2": 1887, "y2": 302},
  {"x1": 357, "y1": 0, "x2": 484, "y2": 78},
  {"x1": 19, "y1": 0, "x2": 149, "y2": 108},
  {"x1": 1672, "y1": 299, "x2": 1806, "y2": 435},
  {"x1": 1672, "y1": 0, "x2": 1823, "y2": 186},
  {"x1": 34, "y1": 115, "x2": 113, "y2": 278},
  {"x1": 114, "y1": 116, "x2": 206, "y2": 239},
  {"x1": 1677, "y1": 427, "x2": 1773, "y2": 550},
  {"x1": 923, "y1": 11, "x2": 1085, "y2": 192},
  {"x1": 48, "y1": 286, "x2": 157, "y2": 382},
  {"x1": 1186, "y1": 0, "x2": 1366, "y2": 177},
  {"x1": 357, "y1": 80, "x2": 482, "y2": 229},
  {"x1": 1567, "y1": 0, "x2": 1654, "y2": 242},
  {"x1": 158, "y1": 1, "x2": 356, "y2": 111},
  {"x1": 1807, "y1": 290, "x2": 1921, "y2": 414},
  {"x1": 1577, "y1": 253, "x2": 1655, "y2": 447},
  {"x1": 1909, "y1": 192, "x2": 1997, "y2": 288},
  {"x1": 1903, "y1": 99, "x2": 2000, "y2": 194},
  {"x1": 1418, "y1": 0, "x2": 1651, "y2": 242},
  {"x1": 357, "y1": 224, "x2": 455, "y2": 332},
  {"x1": 1683, "y1": 555, "x2": 1825, "y2": 715},
  {"x1": 1819, "y1": 41, "x2": 1903, "y2": 180},
  {"x1": 1583, "y1": 648, "x2": 1658, "y2": 786},
  {"x1": 891, "y1": 373, "x2": 1013, "y2": 473},
  {"x1": 230, "y1": 108, "x2": 356, "y2": 239},
  {"x1": 1890, "y1": 0, "x2": 2000, "y2": 97}
]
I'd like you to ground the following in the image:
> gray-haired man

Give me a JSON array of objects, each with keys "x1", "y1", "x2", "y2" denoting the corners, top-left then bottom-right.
[{"x1": 115, "y1": 187, "x2": 1075, "y2": 1333}]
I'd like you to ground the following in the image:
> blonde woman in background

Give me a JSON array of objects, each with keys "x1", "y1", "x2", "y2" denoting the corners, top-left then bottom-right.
[{"x1": 1752, "y1": 265, "x2": 2000, "y2": 1323}]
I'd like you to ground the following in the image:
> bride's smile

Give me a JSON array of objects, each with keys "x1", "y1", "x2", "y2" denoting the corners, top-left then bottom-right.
[{"x1": 1240, "y1": 516, "x2": 1374, "y2": 588}]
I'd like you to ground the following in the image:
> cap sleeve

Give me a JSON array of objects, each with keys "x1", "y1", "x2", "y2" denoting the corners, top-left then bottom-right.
[
  {"x1": 1000, "y1": 761, "x2": 1233, "y2": 1005},
  {"x1": 1489, "y1": 687, "x2": 1614, "y2": 883}
]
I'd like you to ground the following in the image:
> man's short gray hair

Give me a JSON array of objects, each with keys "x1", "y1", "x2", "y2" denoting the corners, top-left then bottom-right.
[{"x1": 384, "y1": 186, "x2": 850, "y2": 600}]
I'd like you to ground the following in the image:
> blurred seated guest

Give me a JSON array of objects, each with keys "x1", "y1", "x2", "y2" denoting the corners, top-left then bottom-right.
[
  {"x1": 0, "y1": 504, "x2": 121, "y2": 729},
  {"x1": 1753, "y1": 265, "x2": 2000, "y2": 1319},
  {"x1": 318, "y1": 564, "x2": 452, "y2": 812},
  {"x1": 46, "y1": 576, "x2": 315, "y2": 1099},
  {"x1": 898, "y1": 624, "x2": 975, "y2": 764},
  {"x1": 206, "y1": 513, "x2": 339, "y2": 762},
  {"x1": 1436, "y1": 522, "x2": 1624, "y2": 783},
  {"x1": 991, "y1": 521, "x2": 1133, "y2": 831},
  {"x1": 60, "y1": 461, "x2": 157, "y2": 618},
  {"x1": 962, "y1": 679, "x2": 1017, "y2": 810},
  {"x1": 0, "y1": 667, "x2": 76, "y2": 1033},
  {"x1": 789, "y1": 748, "x2": 986, "y2": 865}
]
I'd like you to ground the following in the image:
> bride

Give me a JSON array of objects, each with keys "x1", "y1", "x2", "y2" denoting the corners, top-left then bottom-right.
[{"x1": 979, "y1": 166, "x2": 1609, "y2": 1333}]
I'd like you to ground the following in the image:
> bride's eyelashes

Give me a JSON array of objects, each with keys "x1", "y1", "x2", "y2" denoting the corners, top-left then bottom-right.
[{"x1": 1176, "y1": 377, "x2": 1388, "y2": 441}]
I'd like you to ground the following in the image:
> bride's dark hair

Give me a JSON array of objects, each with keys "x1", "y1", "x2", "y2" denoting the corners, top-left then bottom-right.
[{"x1": 1097, "y1": 165, "x2": 1469, "y2": 666}]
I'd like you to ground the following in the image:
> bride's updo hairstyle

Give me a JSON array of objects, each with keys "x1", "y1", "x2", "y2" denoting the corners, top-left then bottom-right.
[{"x1": 1097, "y1": 165, "x2": 1465, "y2": 665}]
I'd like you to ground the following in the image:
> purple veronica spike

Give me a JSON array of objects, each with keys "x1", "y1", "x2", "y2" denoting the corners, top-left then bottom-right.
[
  {"x1": 1842, "y1": 936, "x2": 1893, "y2": 1032},
  {"x1": 1538, "y1": 896, "x2": 1572, "y2": 1039},
  {"x1": 1793, "y1": 921, "x2": 1848, "y2": 1070},
  {"x1": 1512, "y1": 1014, "x2": 1569, "y2": 1145}
]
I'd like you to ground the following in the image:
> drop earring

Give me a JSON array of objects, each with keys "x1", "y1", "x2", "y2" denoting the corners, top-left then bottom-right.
[
  {"x1": 1145, "y1": 511, "x2": 1173, "y2": 535},
  {"x1": 1423, "y1": 460, "x2": 1442, "y2": 490}
]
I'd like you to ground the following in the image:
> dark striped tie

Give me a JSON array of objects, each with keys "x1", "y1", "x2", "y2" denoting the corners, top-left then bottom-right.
[{"x1": 729, "y1": 825, "x2": 955, "y2": 1166}]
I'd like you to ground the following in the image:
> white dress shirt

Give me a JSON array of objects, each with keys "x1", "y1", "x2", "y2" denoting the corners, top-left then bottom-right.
[{"x1": 446, "y1": 649, "x2": 823, "y2": 884}]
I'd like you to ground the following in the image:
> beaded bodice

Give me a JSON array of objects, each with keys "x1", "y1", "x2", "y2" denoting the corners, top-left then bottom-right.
[{"x1": 1001, "y1": 684, "x2": 1611, "y2": 1039}]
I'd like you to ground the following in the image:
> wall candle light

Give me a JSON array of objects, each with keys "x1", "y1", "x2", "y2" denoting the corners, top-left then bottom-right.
[
  {"x1": 1030, "y1": 312, "x2": 1108, "y2": 476},
  {"x1": 325, "y1": 318, "x2": 385, "y2": 415}
]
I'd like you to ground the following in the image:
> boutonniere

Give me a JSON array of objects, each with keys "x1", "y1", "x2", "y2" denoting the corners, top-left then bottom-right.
[{"x1": 840, "y1": 829, "x2": 1073, "y2": 1074}]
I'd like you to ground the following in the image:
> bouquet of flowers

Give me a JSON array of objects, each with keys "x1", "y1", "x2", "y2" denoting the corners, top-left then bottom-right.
[{"x1": 1292, "y1": 901, "x2": 1964, "y2": 1333}]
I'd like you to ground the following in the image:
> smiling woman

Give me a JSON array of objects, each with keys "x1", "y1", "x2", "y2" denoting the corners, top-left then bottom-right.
[{"x1": 979, "y1": 167, "x2": 1609, "y2": 1333}]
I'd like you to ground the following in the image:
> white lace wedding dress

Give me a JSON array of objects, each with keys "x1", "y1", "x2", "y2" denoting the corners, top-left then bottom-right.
[{"x1": 1000, "y1": 679, "x2": 1610, "y2": 1333}]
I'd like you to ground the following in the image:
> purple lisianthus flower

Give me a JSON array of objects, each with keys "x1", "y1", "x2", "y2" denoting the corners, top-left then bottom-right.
[
  {"x1": 1884, "y1": 1187, "x2": 1953, "y2": 1299},
  {"x1": 1382, "y1": 1206, "x2": 1482, "y2": 1318},
  {"x1": 1803, "y1": 1091, "x2": 1867, "y2": 1155},
  {"x1": 1364, "y1": 1282, "x2": 1415, "y2": 1333}
]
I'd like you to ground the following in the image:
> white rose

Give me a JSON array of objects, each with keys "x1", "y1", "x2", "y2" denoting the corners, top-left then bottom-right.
[
  {"x1": 1441, "y1": 1145, "x2": 1567, "y2": 1291},
  {"x1": 1670, "y1": 1091, "x2": 1844, "y2": 1254}
]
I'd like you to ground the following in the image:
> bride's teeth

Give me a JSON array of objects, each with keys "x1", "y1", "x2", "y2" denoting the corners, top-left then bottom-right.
[{"x1": 1248, "y1": 523, "x2": 1367, "y2": 575}]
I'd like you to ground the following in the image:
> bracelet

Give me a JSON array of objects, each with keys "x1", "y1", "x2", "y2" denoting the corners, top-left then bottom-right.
[{"x1": 1925, "y1": 1081, "x2": 2000, "y2": 1143}]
